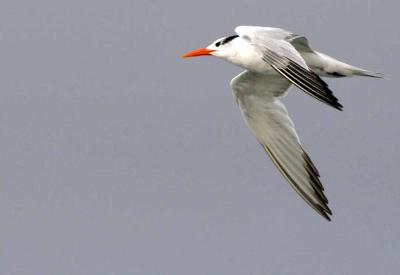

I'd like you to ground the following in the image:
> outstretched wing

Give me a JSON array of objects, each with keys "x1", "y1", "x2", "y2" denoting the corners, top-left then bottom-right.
[
  {"x1": 235, "y1": 26, "x2": 343, "y2": 110},
  {"x1": 231, "y1": 70, "x2": 332, "y2": 220}
]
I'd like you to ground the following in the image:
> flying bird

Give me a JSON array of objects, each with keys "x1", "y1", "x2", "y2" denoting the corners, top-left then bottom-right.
[{"x1": 182, "y1": 26, "x2": 382, "y2": 221}]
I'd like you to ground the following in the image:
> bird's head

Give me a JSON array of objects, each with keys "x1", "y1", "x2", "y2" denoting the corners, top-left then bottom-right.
[{"x1": 181, "y1": 35, "x2": 240, "y2": 59}]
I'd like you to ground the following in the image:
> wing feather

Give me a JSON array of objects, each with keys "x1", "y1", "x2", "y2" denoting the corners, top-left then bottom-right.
[
  {"x1": 231, "y1": 71, "x2": 332, "y2": 220},
  {"x1": 263, "y1": 50, "x2": 343, "y2": 110}
]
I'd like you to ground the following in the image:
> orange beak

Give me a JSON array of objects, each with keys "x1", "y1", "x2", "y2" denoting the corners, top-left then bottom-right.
[{"x1": 181, "y1": 48, "x2": 216, "y2": 58}]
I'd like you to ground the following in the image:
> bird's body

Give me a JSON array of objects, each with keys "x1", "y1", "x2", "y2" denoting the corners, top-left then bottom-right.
[
  {"x1": 182, "y1": 26, "x2": 382, "y2": 221},
  {"x1": 218, "y1": 26, "x2": 381, "y2": 78}
]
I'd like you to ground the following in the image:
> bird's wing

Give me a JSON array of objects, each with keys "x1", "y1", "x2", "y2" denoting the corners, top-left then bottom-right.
[
  {"x1": 235, "y1": 26, "x2": 343, "y2": 110},
  {"x1": 235, "y1": 26, "x2": 293, "y2": 41},
  {"x1": 287, "y1": 34, "x2": 315, "y2": 53},
  {"x1": 231, "y1": 70, "x2": 332, "y2": 220},
  {"x1": 235, "y1": 26, "x2": 315, "y2": 54}
]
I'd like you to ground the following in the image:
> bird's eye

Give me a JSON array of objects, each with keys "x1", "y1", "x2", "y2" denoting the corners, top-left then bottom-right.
[{"x1": 215, "y1": 41, "x2": 221, "y2": 47}]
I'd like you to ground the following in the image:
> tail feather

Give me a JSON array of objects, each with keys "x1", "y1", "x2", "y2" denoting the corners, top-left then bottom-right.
[
  {"x1": 304, "y1": 51, "x2": 383, "y2": 78},
  {"x1": 352, "y1": 69, "x2": 384, "y2": 78}
]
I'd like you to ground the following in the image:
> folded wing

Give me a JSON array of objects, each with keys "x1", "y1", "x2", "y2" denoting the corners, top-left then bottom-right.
[{"x1": 231, "y1": 71, "x2": 332, "y2": 220}]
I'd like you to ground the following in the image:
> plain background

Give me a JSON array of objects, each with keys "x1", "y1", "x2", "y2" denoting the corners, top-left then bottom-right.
[{"x1": 1, "y1": 0, "x2": 399, "y2": 274}]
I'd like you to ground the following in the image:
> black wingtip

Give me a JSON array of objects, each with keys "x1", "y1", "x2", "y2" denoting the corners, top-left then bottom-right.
[
  {"x1": 334, "y1": 102, "x2": 343, "y2": 111},
  {"x1": 325, "y1": 211, "x2": 332, "y2": 222},
  {"x1": 319, "y1": 207, "x2": 332, "y2": 221}
]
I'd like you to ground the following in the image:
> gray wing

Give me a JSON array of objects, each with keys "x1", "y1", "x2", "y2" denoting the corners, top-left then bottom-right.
[
  {"x1": 235, "y1": 25, "x2": 315, "y2": 53},
  {"x1": 235, "y1": 26, "x2": 343, "y2": 110},
  {"x1": 231, "y1": 71, "x2": 332, "y2": 220},
  {"x1": 287, "y1": 34, "x2": 315, "y2": 53}
]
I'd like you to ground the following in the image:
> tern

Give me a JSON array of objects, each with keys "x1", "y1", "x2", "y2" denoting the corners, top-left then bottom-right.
[{"x1": 182, "y1": 26, "x2": 382, "y2": 221}]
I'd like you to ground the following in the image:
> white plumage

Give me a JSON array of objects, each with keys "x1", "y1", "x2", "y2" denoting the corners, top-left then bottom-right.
[{"x1": 182, "y1": 26, "x2": 382, "y2": 220}]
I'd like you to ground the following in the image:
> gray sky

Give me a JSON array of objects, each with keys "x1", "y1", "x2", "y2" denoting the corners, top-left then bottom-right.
[{"x1": 1, "y1": 0, "x2": 399, "y2": 274}]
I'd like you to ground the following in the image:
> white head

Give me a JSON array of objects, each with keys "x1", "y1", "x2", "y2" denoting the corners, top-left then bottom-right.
[{"x1": 181, "y1": 35, "x2": 240, "y2": 60}]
